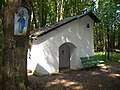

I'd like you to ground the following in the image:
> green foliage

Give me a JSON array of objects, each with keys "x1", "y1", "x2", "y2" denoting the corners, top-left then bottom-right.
[
  {"x1": 0, "y1": 0, "x2": 6, "y2": 5},
  {"x1": 94, "y1": 0, "x2": 120, "y2": 52},
  {"x1": 81, "y1": 52, "x2": 120, "y2": 66},
  {"x1": 30, "y1": 0, "x2": 95, "y2": 28},
  {"x1": 94, "y1": 52, "x2": 120, "y2": 65},
  {"x1": 0, "y1": 0, "x2": 7, "y2": 9}
]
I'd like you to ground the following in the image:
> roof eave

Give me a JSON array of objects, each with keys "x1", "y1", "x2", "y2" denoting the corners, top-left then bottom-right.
[
  {"x1": 33, "y1": 11, "x2": 100, "y2": 38},
  {"x1": 37, "y1": 17, "x2": 78, "y2": 37},
  {"x1": 87, "y1": 11, "x2": 101, "y2": 23}
]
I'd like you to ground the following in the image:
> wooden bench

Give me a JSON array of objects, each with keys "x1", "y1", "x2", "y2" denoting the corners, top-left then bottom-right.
[{"x1": 80, "y1": 57, "x2": 104, "y2": 68}]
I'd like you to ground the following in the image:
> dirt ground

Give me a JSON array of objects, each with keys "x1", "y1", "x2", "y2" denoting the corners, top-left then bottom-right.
[{"x1": 28, "y1": 63, "x2": 120, "y2": 90}]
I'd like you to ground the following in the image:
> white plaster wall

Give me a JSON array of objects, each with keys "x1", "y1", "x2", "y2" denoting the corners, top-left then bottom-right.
[{"x1": 27, "y1": 15, "x2": 94, "y2": 74}]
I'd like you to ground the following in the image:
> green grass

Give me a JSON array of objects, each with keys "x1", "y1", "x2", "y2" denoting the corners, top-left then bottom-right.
[{"x1": 94, "y1": 52, "x2": 120, "y2": 65}]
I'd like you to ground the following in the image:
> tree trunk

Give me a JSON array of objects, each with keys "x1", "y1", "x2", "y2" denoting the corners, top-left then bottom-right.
[
  {"x1": 117, "y1": 27, "x2": 120, "y2": 49},
  {"x1": 1, "y1": 0, "x2": 30, "y2": 90},
  {"x1": 107, "y1": 27, "x2": 110, "y2": 60},
  {"x1": 60, "y1": 0, "x2": 64, "y2": 20},
  {"x1": 0, "y1": 5, "x2": 3, "y2": 90}
]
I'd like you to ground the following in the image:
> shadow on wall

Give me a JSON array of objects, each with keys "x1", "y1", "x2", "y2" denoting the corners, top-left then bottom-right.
[
  {"x1": 43, "y1": 40, "x2": 59, "y2": 70},
  {"x1": 34, "y1": 63, "x2": 49, "y2": 75}
]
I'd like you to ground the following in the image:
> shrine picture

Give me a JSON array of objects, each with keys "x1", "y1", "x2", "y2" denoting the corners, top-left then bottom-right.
[{"x1": 14, "y1": 7, "x2": 29, "y2": 35}]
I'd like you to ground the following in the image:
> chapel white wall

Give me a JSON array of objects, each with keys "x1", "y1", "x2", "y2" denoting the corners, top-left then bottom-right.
[{"x1": 27, "y1": 15, "x2": 94, "y2": 74}]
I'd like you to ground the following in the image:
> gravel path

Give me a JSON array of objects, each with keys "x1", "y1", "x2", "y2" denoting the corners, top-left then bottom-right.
[{"x1": 28, "y1": 63, "x2": 120, "y2": 90}]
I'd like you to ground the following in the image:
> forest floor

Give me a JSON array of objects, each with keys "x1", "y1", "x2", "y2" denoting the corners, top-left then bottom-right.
[{"x1": 28, "y1": 63, "x2": 120, "y2": 90}]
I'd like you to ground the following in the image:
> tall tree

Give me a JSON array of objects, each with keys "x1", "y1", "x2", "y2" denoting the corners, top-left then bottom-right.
[
  {"x1": 94, "y1": 0, "x2": 120, "y2": 54},
  {"x1": 1, "y1": 0, "x2": 30, "y2": 89}
]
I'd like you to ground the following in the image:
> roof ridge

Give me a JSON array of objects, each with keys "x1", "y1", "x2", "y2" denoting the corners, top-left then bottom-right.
[{"x1": 30, "y1": 12, "x2": 100, "y2": 38}]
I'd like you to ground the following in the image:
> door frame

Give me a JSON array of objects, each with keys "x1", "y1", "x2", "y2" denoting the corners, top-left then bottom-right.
[{"x1": 59, "y1": 42, "x2": 76, "y2": 71}]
